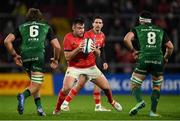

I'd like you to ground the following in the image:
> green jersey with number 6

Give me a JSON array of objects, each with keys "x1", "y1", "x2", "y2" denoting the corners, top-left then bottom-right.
[
  {"x1": 13, "y1": 21, "x2": 55, "y2": 72},
  {"x1": 19, "y1": 21, "x2": 50, "y2": 56},
  {"x1": 132, "y1": 23, "x2": 169, "y2": 76}
]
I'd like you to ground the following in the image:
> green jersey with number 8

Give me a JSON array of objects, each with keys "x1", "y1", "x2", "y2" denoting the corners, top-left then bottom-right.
[
  {"x1": 132, "y1": 24, "x2": 167, "y2": 58},
  {"x1": 132, "y1": 23, "x2": 169, "y2": 76}
]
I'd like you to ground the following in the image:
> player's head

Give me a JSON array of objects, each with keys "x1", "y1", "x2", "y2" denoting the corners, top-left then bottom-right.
[
  {"x1": 92, "y1": 16, "x2": 103, "y2": 33},
  {"x1": 72, "y1": 17, "x2": 85, "y2": 37},
  {"x1": 139, "y1": 11, "x2": 152, "y2": 24},
  {"x1": 26, "y1": 8, "x2": 43, "y2": 21}
]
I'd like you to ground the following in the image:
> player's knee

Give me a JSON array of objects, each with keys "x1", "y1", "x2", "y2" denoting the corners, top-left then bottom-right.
[
  {"x1": 77, "y1": 82, "x2": 84, "y2": 88},
  {"x1": 130, "y1": 76, "x2": 143, "y2": 89},
  {"x1": 31, "y1": 74, "x2": 44, "y2": 84},
  {"x1": 153, "y1": 86, "x2": 161, "y2": 91},
  {"x1": 62, "y1": 87, "x2": 71, "y2": 95},
  {"x1": 152, "y1": 79, "x2": 163, "y2": 91}
]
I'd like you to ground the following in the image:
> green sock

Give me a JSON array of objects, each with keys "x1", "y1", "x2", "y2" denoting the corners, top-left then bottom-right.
[
  {"x1": 22, "y1": 89, "x2": 31, "y2": 99},
  {"x1": 34, "y1": 97, "x2": 42, "y2": 109},
  {"x1": 132, "y1": 87, "x2": 142, "y2": 103},
  {"x1": 151, "y1": 90, "x2": 160, "y2": 113}
]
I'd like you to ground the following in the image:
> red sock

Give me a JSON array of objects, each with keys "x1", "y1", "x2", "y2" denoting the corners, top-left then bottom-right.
[
  {"x1": 55, "y1": 90, "x2": 66, "y2": 111},
  {"x1": 65, "y1": 88, "x2": 77, "y2": 103},
  {"x1": 93, "y1": 92, "x2": 101, "y2": 105},
  {"x1": 103, "y1": 89, "x2": 113, "y2": 104}
]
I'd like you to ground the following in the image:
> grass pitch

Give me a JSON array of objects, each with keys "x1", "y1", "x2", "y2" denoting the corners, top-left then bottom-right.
[{"x1": 0, "y1": 95, "x2": 180, "y2": 120}]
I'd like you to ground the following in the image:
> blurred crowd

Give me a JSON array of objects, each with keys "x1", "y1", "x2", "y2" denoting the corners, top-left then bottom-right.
[{"x1": 0, "y1": 0, "x2": 180, "y2": 73}]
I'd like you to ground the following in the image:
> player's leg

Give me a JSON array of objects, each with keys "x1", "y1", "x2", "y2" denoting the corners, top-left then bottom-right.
[
  {"x1": 61, "y1": 74, "x2": 87, "y2": 111},
  {"x1": 92, "y1": 75, "x2": 122, "y2": 111},
  {"x1": 53, "y1": 75, "x2": 76, "y2": 114},
  {"x1": 149, "y1": 60, "x2": 163, "y2": 117},
  {"x1": 93, "y1": 84, "x2": 111, "y2": 111},
  {"x1": 29, "y1": 71, "x2": 45, "y2": 116},
  {"x1": 149, "y1": 75, "x2": 163, "y2": 117},
  {"x1": 17, "y1": 71, "x2": 43, "y2": 115},
  {"x1": 129, "y1": 58, "x2": 148, "y2": 116},
  {"x1": 129, "y1": 72, "x2": 146, "y2": 116},
  {"x1": 16, "y1": 64, "x2": 31, "y2": 115},
  {"x1": 30, "y1": 57, "x2": 47, "y2": 116},
  {"x1": 33, "y1": 92, "x2": 46, "y2": 116},
  {"x1": 93, "y1": 84, "x2": 101, "y2": 108},
  {"x1": 17, "y1": 60, "x2": 41, "y2": 115}
]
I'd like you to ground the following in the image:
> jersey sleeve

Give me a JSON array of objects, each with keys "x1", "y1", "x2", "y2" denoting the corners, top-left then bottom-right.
[
  {"x1": 13, "y1": 28, "x2": 21, "y2": 38},
  {"x1": 47, "y1": 27, "x2": 56, "y2": 41},
  {"x1": 63, "y1": 35, "x2": 72, "y2": 51},
  {"x1": 163, "y1": 31, "x2": 170, "y2": 44},
  {"x1": 130, "y1": 27, "x2": 137, "y2": 40}
]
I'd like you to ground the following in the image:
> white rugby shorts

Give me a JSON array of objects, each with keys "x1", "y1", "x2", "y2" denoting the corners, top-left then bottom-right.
[{"x1": 65, "y1": 65, "x2": 103, "y2": 81}]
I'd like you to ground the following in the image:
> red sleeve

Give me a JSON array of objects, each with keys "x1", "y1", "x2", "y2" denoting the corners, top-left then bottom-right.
[{"x1": 63, "y1": 34, "x2": 72, "y2": 51}]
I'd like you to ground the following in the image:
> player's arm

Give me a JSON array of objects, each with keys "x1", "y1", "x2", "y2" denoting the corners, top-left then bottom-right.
[
  {"x1": 50, "y1": 38, "x2": 61, "y2": 60},
  {"x1": 4, "y1": 31, "x2": 22, "y2": 66},
  {"x1": 93, "y1": 46, "x2": 101, "y2": 57},
  {"x1": 64, "y1": 48, "x2": 82, "y2": 61},
  {"x1": 164, "y1": 41, "x2": 173, "y2": 59},
  {"x1": 124, "y1": 31, "x2": 139, "y2": 60},
  {"x1": 64, "y1": 38, "x2": 84, "y2": 61},
  {"x1": 123, "y1": 31, "x2": 135, "y2": 51},
  {"x1": 100, "y1": 47, "x2": 108, "y2": 70},
  {"x1": 163, "y1": 33, "x2": 174, "y2": 63},
  {"x1": 47, "y1": 27, "x2": 61, "y2": 69},
  {"x1": 4, "y1": 33, "x2": 17, "y2": 57}
]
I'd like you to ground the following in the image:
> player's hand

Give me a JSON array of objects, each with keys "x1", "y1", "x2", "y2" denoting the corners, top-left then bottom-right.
[
  {"x1": 132, "y1": 50, "x2": 139, "y2": 60},
  {"x1": 78, "y1": 41, "x2": 85, "y2": 52},
  {"x1": 103, "y1": 63, "x2": 108, "y2": 70},
  {"x1": 90, "y1": 42, "x2": 96, "y2": 52},
  {"x1": 164, "y1": 58, "x2": 168, "y2": 67},
  {"x1": 13, "y1": 55, "x2": 22, "y2": 67},
  {"x1": 50, "y1": 58, "x2": 58, "y2": 69}
]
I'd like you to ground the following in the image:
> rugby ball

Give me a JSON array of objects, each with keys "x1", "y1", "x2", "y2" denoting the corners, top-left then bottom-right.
[{"x1": 83, "y1": 38, "x2": 94, "y2": 54}]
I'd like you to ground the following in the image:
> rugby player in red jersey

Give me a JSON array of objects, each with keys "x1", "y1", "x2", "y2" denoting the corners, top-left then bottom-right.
[
  {"x1": 53, "y1": 17, "x2": 96, "y2": 114},
  {"x1": 58, "y1": 17, "x2": 122, "y2": 113},
  {"x1": 86, "y1": 16, "x2": 111, "y2": 111}
]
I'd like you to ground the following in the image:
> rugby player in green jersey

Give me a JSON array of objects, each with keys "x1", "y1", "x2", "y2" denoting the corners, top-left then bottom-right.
[
  {"x1": 4, "y1": 8, "x2": 61, "y2": 116},
  {"x1": 124, "y1": 11, "x2": 174, "y2": 117}
]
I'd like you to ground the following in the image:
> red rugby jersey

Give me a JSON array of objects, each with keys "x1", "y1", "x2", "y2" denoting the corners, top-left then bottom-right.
[
  {"x1": 85, "y1": 29, "x2": 105, "y2": 48},
  {"x1": 63, "y1": 32, "x2": 96, "y2": 68}
]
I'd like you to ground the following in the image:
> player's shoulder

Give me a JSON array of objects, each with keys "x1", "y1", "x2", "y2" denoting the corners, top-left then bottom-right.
[
  {"x1": 37, "y1": 21, "x2": 50, "y2": 28},
  {"x1": 64, "y1": 32, "x2": 73, "y2": 39},
  {"x1": 134, "y1": 24, "x2": 143, "y2": 29},
  {"x1": 100, "y1": 31, "x2": 105, "y2": 36},
  {"x1": 152, "y1": 24, "x2": 164, "y2": 31},
  {"x1": 19, "y1": 21, "x2": 29, "y2": 28},
  {"x1": 84, "y1": 30, "x2": 92, "y2": 38},
  {"x1": 20, "y1": 20, "x2": 49, "y2": 27},
  {"x1": 85, "y1": 29, "x2": 93, "y2": 35}
]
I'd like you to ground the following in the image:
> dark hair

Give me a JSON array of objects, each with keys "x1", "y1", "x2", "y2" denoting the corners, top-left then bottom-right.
[
  {"x1": 26, "y1": 8, "x2": 43, "y2": 21},
  {"x1": 93, "y1": 15, "x2": 103, "y2": 22},
  {"x1": 139, "y1": 11, "x2": 152, "y2": 19},
  {"x1": 72, "y1": 17, "x2": 85, "y2": 25}
]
